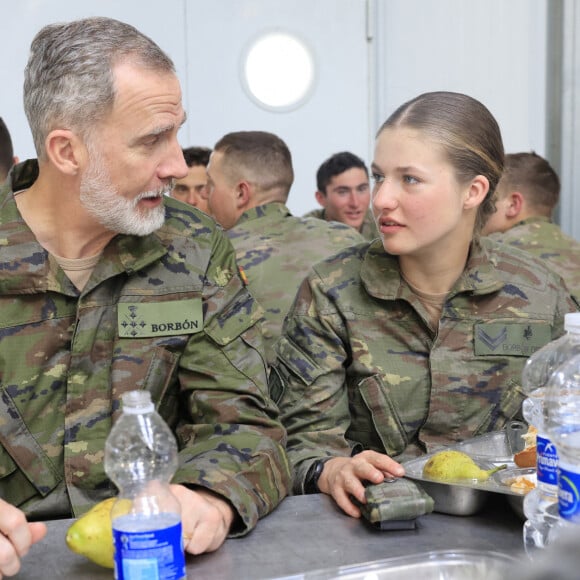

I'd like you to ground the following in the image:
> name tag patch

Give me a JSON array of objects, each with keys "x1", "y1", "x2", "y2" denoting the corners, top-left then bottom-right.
[
  {"x1": 474, "y1": 322, "x2": 551, "y2": 357},
  {"x1": 118, "y1": 300, "x2": 203, "y2": 338}
]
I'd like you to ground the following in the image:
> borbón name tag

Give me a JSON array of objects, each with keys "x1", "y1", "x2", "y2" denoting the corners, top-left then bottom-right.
[{"x1": 118, "y1": 299, "x2": 203, "y2": 338}]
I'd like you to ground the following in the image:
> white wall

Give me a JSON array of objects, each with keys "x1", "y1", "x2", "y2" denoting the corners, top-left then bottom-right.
[
  {"x1": 374, "y1": 0, "x2": 548, "y2": 154},
  {"x1": 180, "y1": 0, "x2": 371, "y2": 217},
  {"x1": 560, "y1": 0, "x2": 580, "y2": 239}
]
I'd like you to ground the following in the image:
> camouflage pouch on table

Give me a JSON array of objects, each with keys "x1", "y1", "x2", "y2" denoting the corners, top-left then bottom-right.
[{"x1": 359, "y1": 478, "x2": 434, "y2": 530}]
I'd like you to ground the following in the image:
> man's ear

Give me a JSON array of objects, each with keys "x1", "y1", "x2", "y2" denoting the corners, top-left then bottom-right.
[
  {"x1": 236, "y1": 181, "x2": 252, "y2": 210},
  {"x1": 463, "y1": 175, "x2": 489, "y2": 210},
  {"x1": 44, "y1": 129, "x2": 83, "y2": 176},
  {"x1": 505, "y1": 191, "x2": 524, "y2": 218},
  {"x1": 315, "y1": 189, "x2": 327, "y2": 207}
]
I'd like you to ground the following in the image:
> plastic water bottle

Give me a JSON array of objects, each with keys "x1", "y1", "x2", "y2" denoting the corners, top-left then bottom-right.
[
  {"x1": 520, "y1": 312, "x2": 580, "y2": 554},
  {"x1": 545, "y1": 352, "x2": 580, "y2": 538},
  {"x1": 104, "y1": 390, "x2": 186, "y2": 580}
]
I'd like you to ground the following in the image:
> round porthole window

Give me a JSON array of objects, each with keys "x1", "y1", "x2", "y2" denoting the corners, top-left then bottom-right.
[{"x1": 241, "y1": 31, "x2": 316, "y2": 112}]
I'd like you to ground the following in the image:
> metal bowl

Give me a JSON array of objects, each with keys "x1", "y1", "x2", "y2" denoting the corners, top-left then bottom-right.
[
  {"x1": 402, "y1": 430, "x2": 528, "y2": 517},
  {"x1": 274, "y1": 549, "x2": 519, "y2": 580},
  {"x1": 494, "y1": 467, "x2": 536, "y2": 519}
]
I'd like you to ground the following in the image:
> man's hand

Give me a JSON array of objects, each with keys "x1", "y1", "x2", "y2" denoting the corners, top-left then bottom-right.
[
  {"x1": 0, "y1": 499, "x2": 47, "y2": 578},
  {"x1": 170, "y1": 484, "x2": 235, "y2": 555},
  {"x1": 316, "y1": 451, "x2": 405, "y2": 518}
]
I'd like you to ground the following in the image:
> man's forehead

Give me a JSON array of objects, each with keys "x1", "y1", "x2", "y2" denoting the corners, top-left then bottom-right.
[
  {"x1": 111, "y1": 62, "x2": 182, "y2": 109},
  {"x1": 329, "y1": 168, "x2": 369, "y2": 187}
]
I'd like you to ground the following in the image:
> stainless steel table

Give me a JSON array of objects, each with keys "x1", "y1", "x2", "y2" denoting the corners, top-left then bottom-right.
[{"x1": 16, "y1": 493, "x2": 524, "y2": 579}]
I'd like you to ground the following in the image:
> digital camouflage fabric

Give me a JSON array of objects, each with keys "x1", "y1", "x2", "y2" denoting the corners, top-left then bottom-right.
[
  {"x1": 0, "y1": 160, "x2": 290, "y2": 533},
  {"x1": 228, "y1": 202, "x2": 364, "y2": 364},
  {"x1": 270, "y1": 237, "x2": 578, "y2": 494},
  {"x1": 303, "y1": 207, "x2": 379, "y2": 241},
  {"x1": 487, "y1": 216, "x2": 580, "y2": 302},
  {"x1": 359, "y1": 479, "x2": 434, "y2": 525}
]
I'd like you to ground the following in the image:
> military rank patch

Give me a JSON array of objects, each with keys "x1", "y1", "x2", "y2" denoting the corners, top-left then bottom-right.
[
  {"x1": 474, "y1": 322, "x2": 552, "y2": 356},
  {"x1": 118, "y1": 299, "x2": 203, "y2": 338}
]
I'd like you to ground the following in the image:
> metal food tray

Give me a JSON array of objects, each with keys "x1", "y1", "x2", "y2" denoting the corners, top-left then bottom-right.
[
  {"x1": 273, "y1": 549, "x2": 518, "y2": 580},
  {"x1": 402, "y1": 430, "x2": 528, "y2": 516}
]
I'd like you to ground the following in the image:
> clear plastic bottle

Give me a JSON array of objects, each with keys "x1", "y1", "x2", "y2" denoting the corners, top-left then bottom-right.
[
  {"x1": 520, "y1": 312, "x2": 580, "y2": 555},
  {"x1": 104, "y1": 390, "x2": 186, "y2": 580},
  {"x1": 545, "y1": 352, "x2": 580, "y2": 539}
]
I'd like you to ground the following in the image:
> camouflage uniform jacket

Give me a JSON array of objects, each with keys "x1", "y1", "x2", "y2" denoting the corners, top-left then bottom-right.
[
  {"x1": 303, "y1": 207, "x2": 379, "y2": 241},
  {"x1": 0, "y1": 160, "x2": 290, "y2": 533},
  {"x1": 227, "y1": 202, "x2": 364, "y2": 364},
  {"x1": 270, "y1": 238, "x2": 578, "y2": 493},
  {"x1": 487, "y1": 216, "x2": 580, "y2": 301}
]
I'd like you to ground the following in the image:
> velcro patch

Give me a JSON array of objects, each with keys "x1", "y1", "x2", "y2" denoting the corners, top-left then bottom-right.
[
  {"x1": 118, "y1": 299, "x2": 203, "y2": 338},
  {"x1": 474, "y1": 322, "x2": 551, "y2": 356}
]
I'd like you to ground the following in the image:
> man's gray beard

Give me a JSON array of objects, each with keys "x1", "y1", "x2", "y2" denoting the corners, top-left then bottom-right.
[{"x1": 79, "y1": 157, "x2": 169, "y2": 236}]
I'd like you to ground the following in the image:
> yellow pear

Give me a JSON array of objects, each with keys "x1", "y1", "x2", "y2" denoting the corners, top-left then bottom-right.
[
  {"x1": 422, "y1": 450, "x2": 507, "y2": 482},
  {"x1": 66, "y1": 497, "x2": 130, "y2": 569}
]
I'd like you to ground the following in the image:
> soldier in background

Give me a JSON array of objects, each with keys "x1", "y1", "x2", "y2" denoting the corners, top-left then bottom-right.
[
  {"x1": 170, "y1": 145, "x2": 212, "y2": 214},
  {"x1": 0, "y1": 117, "x2": 18, "y2": 181},
  {"x1": 206, "y1": 131, "x2": 364, "y2": 365},
  {"x1": 304, "y1": 151, "x2": 379, "y2": 240},
  {"x1": 483, "y1": 151, "x2": 580, "y2": 300},
  {"x1": 0, "y1": 16, "x2": 290, "y2": 575},
  {"x1": 271, "y1": 91, "x2": 578, "y2": 519}
]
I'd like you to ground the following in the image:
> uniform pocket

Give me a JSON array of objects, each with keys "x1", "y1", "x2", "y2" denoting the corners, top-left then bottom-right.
[
  {"x1": 474, "y1": 378, "x2": 526, "y2": 434},
  {"x1": 0, "y1": 448, "x2": 43, "y2": 507},
  {"x1": 268, "y1": 365, "x2": 286, "y2": 405},
  {"x1": 144, "y1": 347, "x2": 181, "y2": 426},
  {"x1": 0, "y1": 391, "x2": 62, "y2": 506},
  {"x1": 348, "y1": 374, "x2": 408, "y2": 457}
]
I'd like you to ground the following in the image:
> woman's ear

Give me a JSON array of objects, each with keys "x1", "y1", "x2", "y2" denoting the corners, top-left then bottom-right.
[
  {"x1": 463, "y1": 175, "x2": 489, "y2": 210},
  {"x1": 44, "y1": 129, "x2": 84, "y2": 176}
]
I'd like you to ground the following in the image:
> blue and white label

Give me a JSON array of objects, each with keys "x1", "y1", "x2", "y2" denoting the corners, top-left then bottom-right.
[
  {"x1": 113, "y1": 514, "x2": 186, "y2": 580},
  {"x1": 537, "y1": 433, "x2": 559, "y2": 487},
  {"x1": 558, "y1": 464, "x2": 580, "y2": 523}
]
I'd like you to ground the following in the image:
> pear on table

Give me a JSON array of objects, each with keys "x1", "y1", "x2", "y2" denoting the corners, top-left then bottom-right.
[
  {"x1": 65, "y1": 497, "x2": 131, "y2": 569},
  {"x1": 422, "y1": 450, "x2": 507, "y2": 482}
]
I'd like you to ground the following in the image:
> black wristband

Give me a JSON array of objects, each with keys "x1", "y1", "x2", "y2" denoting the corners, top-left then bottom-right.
[{"x1": 304, "y1": 458, "x2": 331, "y2": 494}]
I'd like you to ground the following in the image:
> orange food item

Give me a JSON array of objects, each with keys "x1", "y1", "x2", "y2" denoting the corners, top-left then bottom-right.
[
  {"x1": 507, "y1": 475, "x2": 536, "y2": 494},
  {"x1": 514, "y1": 445, "x2": 537, "y2": 468},
  {"x1": 514, "y1": 425, "x2": 537, "y2": 467}
]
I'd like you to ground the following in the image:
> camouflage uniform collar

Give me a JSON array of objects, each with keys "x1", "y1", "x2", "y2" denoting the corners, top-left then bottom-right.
[
  {"x1": 303, "y1": 207, "x2": 325, "y2": 220},
  {"x1": 360, "y1": 239, "x2": 504, "y2": 300},
  {"x1": 0, "y1": 161, "x2": 49, "y2": 293},
  {"x1": 514, "y1": 215, "x2": 552, "y2": 228},
  {"x1": 237, "y1": 202, "x2": 291, "y2": 224},
  {"x1": 0, "y1": 160, "x2": 168, "y2": 294},
  {"x1": 360, "y1": 209, "x2": 379, "y2": 241}
]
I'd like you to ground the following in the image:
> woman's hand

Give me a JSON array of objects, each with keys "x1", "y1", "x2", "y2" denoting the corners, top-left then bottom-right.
[{"x1": 316, "y1": 451, "x2": 405, "y2": 517}]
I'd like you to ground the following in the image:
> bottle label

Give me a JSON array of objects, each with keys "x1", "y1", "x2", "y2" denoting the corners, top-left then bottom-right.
[
  {"x1": 537, "y1": 433, "x2": 559, "y2": 487},
  {"x1": 558, "y1": 464, "x2": 580, "y2": 523},
  {"x1": 113, "y1": 516, "x2": 186, "y2": 580}
]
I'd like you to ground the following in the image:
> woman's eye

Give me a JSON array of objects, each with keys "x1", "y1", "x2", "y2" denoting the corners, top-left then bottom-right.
[
  {"x1": 403, "y1": 175, "x2": 419, "y2": 184},
  {"x1": 371, "y1": 172, "x2": 385, "y2": 184}
]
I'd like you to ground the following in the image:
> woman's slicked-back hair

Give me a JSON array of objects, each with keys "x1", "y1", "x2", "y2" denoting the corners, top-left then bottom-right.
[
  {"x1": 378, "y1": 91, "x2": 504, "y2": 233},
  {"x1": 24, "y1": 17, "x2": 175, "y2": 160}
]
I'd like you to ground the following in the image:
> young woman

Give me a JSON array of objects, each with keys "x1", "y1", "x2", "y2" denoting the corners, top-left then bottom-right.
[{"x1": 270, "y1": 91, "x2": 578, "y2": 518}]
